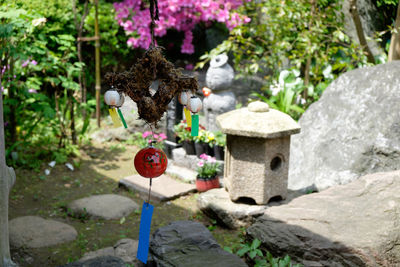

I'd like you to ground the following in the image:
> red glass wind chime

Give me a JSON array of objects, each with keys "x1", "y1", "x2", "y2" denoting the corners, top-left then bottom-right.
[{"x1": 103, "y1": 0, "x2": 202, "y2": 263}]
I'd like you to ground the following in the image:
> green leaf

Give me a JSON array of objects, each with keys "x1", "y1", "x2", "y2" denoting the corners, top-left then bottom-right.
[
  {"x1": 251, "y1": 239, "x2": 261, "y2": 250},
  {"x1": 236, "y1": 246, "x2": 250, "y2": 257},
  {"x1": 249, "y1": 250, "x2": 257, "y2": 259},
  {"x1": 223, "y1": 246, "x2": 233, "y2": 254}
]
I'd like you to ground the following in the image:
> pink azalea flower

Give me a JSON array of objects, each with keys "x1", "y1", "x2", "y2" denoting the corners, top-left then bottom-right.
[
  {"x1": 208, "y1": 157, "x2": 216, "y2": 163},
  {"x1": 199, "y1": 153, "x2": 209, "y2": 160},
  {"x1": 197, "y1": 160, "x2": 204, "y2": 167},
  {"x1": 158, "y1": 133, "x2": 167, "y2": 140},
  {"x1": 30, "y1": 60, "x2": 38, "y2": 66},
  {"x1": 142, "y1": 131, "x2": 152, "y2": 138},
  {"x1": 114, "y1": 0, "x2": 251, "y2": 55}
]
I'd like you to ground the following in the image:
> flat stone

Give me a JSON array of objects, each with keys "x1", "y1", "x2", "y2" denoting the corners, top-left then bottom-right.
[
  {"x1": 61, "y1": 256, "x2": 126, "y2": 267},
  {"x1": 68, "y1": 194, "x2": 139, "y2": 220},
  {"x1": 150, "y1": 221, "x2": 247, "y2": 267},
  {"x1": 289, "y1": 61, "x2": 400, "y2": 191},
  {"x1": 197, "y1": 188, "x2": 267, "y2": 229},
  {"x1": 119, "y1": 174, "x2": 196, "y2": 202},
  {"x1": 9, "y1": 216, "x2": 77, "y2": 248},
  {"x1": 166, "y1": 163, "x2": 197, "y2": 183},
  {"x1": 248, "y1": 101, "x2": 269, "y2": 112},
  {"x1": 217, "y1": 108, "x2": 300, "y2": 139},
  {"x1": 247, "y1": 171, "x2": 400, "y2": 266},
  {"x1": 80, "y1": 239, "x2": 139, "y2": 266}
]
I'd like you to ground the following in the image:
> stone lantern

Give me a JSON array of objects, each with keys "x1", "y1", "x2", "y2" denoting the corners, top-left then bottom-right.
[{"x1": 216, "y1": 101, "x2": 300, "y2": 205}]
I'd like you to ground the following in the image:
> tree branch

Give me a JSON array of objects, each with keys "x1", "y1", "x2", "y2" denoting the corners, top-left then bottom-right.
[
  {"x1": 388, "y1": 2, "x2": 400, "y2": 61},
  {"x1": 349, "y1": 0, "x2": 375, "y2": 64}
]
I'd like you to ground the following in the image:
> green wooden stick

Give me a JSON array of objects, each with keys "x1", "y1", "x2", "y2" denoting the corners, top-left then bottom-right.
[
  {"x1": 191, "y1": 114, "x2": 199, "y2": 136},
  {"x1": 117, "y1": 108, "x2": 128, "y2": 129}
]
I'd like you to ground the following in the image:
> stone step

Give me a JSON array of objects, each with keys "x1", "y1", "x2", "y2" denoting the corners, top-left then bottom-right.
[
  {"x1": 119, "y1": 174, "x2": 196, "y2": 202},
  {"x1": 67, "y1": 194, "x2": 139, "y2": 220},
  {"x1": 9, "y1": 216, "x2": 77, "y2": 248},
  {"x1": 166, "y1": 163, "x2": 197, "y2": 183}
]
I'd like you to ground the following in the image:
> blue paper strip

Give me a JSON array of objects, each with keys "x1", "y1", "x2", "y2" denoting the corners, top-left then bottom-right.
[{"x1": 136, "y1": 202, "x2": 154, "y2": 264}]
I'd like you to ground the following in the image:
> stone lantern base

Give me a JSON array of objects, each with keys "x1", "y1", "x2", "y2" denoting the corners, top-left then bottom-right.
[{"x1": 224, "y1": 135, "x2": 290, "y2": 205}]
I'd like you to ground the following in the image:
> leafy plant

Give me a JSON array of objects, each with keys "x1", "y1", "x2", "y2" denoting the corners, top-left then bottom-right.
[
  {"x1": 213, "y1": 131, "x2": 226, "y2": 147},
  {"x1": 173, "y1": 120, "x2": 194, "y2": 142},
  {"x1": 136, "y1": 131, "x2": 167, "y2": 150},
  {"x1": 251, "y1": 69, "x2": 305, "y2": 120},
  {"x1": 198, "y1": 0, "x2": 369, "y2": 110},
  {"x1": 225, "y1": 238, "x2": 302, "y2": 267}
]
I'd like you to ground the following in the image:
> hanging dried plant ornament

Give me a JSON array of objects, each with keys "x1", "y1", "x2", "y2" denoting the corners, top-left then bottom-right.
[{"x1": 105, "y1": 47, "x2": 198, "y2": 126}]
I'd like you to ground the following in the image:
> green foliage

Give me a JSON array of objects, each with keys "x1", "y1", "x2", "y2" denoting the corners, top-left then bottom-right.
[
  {"x1": 225, "y1": 238, "x2": 302, "y2": 267},
  {"x1": 1, "y1": 0, "x2": 97, "y2": 168},
  {"x1": 213, "y1": 131, "x2": 226, "y2": 147}
]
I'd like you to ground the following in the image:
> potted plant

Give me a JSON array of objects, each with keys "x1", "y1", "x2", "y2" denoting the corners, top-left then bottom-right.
[
  {"x1": 196, "y1": 154, "x2": 221, "y2": 192},
  {"x1": 134, "y1": 131, "x2": 167, "y2": 150},
  {"x1": 174, "y1": 120, "x2": 195, "y2": 155},
  {"x1": 204, "y1": 131, "x2": 215, "y2": 157},
  {"x1": 213, "y1": 131, "x2": 226, "y2": 160},
  {"x1": 194, "y1": 129, "x2": 207, "y2": 157}
]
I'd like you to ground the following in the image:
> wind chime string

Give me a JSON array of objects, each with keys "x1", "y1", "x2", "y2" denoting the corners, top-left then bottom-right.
[
  {"x1": 147, "y1": 178, "x2": 152, "y2": 205},
  {"x1": 149, "y1": 0, "x2": 159, "y2": 47}
]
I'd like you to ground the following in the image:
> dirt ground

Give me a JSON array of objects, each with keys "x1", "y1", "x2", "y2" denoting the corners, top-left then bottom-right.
[{"x1": 9, "y1": 140, "x2": 242, "y2": 266}]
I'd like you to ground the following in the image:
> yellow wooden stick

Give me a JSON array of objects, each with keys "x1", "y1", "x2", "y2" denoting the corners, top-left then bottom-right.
[
  {"x1": 109, "y1": 108, "x2": 122, "y2": 127},
  {"x1": 184, "y1": 107, "x2": 192, "y2": 127}
]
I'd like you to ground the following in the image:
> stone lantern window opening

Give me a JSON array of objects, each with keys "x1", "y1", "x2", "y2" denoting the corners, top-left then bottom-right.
[{"x1": 270, "y1": 154, "x2": 284, "y2": 171}]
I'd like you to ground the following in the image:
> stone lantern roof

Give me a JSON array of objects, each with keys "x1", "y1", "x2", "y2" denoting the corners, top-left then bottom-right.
[{"x1": 216, "y1": 101, "x2": 301, "y2": 139}]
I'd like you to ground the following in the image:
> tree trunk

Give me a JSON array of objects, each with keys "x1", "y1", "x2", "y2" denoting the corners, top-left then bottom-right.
[
  {"x1": 8, "y1": 59, "x2": 16, "y2": 145},
  {"x1": 303, "y1": 0, "x2": 315, "y2": 100},
  {"x1": 349, "y1": 0, "x2": 375, "y2": 64},
  {"x1": 388, "y1": 2, "x2": 400, "y2": 61},
  {"x1": 95, "y1": 0, "x2": 101, "y2": 128},
  {"x1": 0, "y1": 80, "x2": 17, "y2": 267},
  {"x1": 69, "y1": 90, "x2": 76, "y2": 144}
]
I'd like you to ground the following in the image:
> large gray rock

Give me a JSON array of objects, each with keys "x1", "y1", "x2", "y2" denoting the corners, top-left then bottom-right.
[
  {"x1": 9, "y1": 216, "x2": 77, "y2": 248},
  {"x1": 197, "y1": 188, "x2": 267, "y2": 229},
  {"x1": 197, "y1": 188, "x2": 304, "y2": 229},
  {"x1": 289, "y1": 61, "x2": 400, "y2": 191},
  {"x1": 248, "y1": 171, "x2": 400, "y2": 266},
  {"x1": 79, "y1": 238, "x2": 139, "y2": 266},
  {"x1": 149, "y1": 221, "x2": 247, "y2": 267},
  {"x1": 68, "y1": 194, "x2": 139, "y2": 220}
]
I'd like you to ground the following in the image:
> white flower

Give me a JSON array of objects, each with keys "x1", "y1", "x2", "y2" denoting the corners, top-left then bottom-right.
[
  {"x1": 32, "y1": 18, "x2": 47, "y2": 27},
  {"x1": 270, "y1": 82, "x2": 282, "y2": 96}
]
